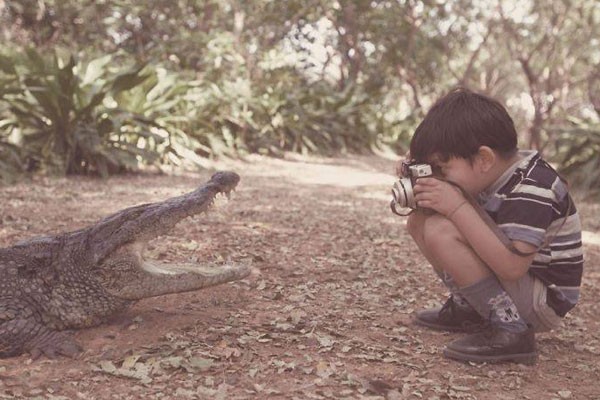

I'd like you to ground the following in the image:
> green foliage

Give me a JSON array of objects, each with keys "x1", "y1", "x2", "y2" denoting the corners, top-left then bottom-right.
[
  {"x1": 1, "y1": 0, "x2": 599, "y2": 184},
  {"x1": 166, "y1": 32, "x2": 394, "y2": 158},
  {"x1": 0, "y1": 140, "x2": 23, "y2": 184},
  {"x1": 0, "y1": 48, "x2": 199, "y2": 177},
  {"x1": 552, "y1": 118, "x2": 600, "y2": 193},
  {"x1": 186, "y1": 74, "x2": 380, "y2": 157},
  {"x1": 0, "y1": 75, "x2": 22, "y2": 183}
]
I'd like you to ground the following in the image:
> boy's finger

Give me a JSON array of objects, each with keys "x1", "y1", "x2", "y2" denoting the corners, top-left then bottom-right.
[
  {"x1": 414, "y1": 183, "x2": 431, "y2": 193},
  {"x1": 416, "y1": 177, "x2": 436, "y2": 186},
  {"x1": 415, "y1": 192, "x2": 431, "y2": 201}
]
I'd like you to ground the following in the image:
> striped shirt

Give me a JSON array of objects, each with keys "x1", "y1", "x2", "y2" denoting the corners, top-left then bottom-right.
[{"x1": 478, "y1": 151, "x2": 583, "y2": 317}]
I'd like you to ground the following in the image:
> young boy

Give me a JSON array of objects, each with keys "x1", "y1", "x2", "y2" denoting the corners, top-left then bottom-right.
[{"x1": 402, "y1": 88, "x2": 583, "y2": 364}]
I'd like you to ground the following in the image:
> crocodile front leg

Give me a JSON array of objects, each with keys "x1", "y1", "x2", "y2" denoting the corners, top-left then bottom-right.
[{"x1": 0, "y1": 303, "x2": 82, "y2": 358}]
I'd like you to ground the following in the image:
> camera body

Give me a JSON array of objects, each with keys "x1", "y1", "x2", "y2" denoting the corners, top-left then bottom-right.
[{"x1": 390, "y1": 161, "x2": 433, "y2": 213}]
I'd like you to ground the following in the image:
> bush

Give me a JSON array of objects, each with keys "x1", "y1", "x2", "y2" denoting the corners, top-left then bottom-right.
[
  {"x1": 0, "y1": 48, "x2": 199, "y2": 177},
  {"x1": 551, "y1": 117, "x2": 600, "y2": 193}
]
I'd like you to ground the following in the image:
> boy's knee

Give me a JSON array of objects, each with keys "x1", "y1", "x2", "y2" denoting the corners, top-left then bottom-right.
[
  {"x1": 407, "y1": 211, "x2": 430, "y2": 241},
  {"x1": 422, "y1": 214, "x2": 462, "y2": 248},
  {"x1": 406, "y1": 213, "x2": 422, "y2": 239}
]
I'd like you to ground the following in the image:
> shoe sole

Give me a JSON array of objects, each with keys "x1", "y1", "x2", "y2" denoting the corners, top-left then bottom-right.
[
  {"x1": 443, "y1": 347, "x2": 538, "y2": 365},
  {"x1": 414, "y1": 318, "x2": 485, "y2": 333}
]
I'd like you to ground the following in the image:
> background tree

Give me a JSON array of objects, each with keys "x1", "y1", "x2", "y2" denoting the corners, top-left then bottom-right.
[
  {"x1": 0, "y1": 0, "x2": 598, "y2": 192},
  {"x1": 497, "y1": 0, "x2": 600, "y2": 151}
]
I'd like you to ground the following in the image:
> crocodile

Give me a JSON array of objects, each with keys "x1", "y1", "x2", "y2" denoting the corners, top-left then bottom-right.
[{"x1": 0, "y1": 171, "x2": 250, "y2": 358}]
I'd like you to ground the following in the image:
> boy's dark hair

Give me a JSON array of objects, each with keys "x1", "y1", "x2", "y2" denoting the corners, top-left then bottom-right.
[{"x1": 410, "y1": 87, "x2": 518, "y2": 163}]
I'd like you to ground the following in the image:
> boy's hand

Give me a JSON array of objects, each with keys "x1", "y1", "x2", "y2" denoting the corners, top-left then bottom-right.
[{"x1": 414, "y1": 178, "x2": 466, "y2": 217}]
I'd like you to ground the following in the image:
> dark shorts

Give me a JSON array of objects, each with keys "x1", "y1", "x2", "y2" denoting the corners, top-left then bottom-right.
[{"x1": 501, "y1": 273, "x2": 562, "y2": 332}]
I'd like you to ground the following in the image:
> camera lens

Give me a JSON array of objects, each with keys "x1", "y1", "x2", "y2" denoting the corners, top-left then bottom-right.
[{"x1": 392, "y1": 178, "x2": 415, "y2": 209}]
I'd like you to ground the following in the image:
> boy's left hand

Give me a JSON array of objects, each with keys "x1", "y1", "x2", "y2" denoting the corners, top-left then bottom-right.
[{"x1": 413, "y1": 178, "x2": 466, "y2": 217}]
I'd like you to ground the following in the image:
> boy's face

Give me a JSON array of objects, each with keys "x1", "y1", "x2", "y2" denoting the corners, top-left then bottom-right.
[{"x1": 427, "y1": 154, "x2": 486, "y2": 195}]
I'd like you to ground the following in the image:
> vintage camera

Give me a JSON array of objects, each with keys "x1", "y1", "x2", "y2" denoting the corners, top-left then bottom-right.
[{"x1": 390, "y1": 161, "x2": 433, "y2": 215}]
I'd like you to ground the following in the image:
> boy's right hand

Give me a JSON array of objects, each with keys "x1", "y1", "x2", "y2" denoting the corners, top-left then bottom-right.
[{"x1": 414, "y1": 177, "x2": 466, "y2": 218}]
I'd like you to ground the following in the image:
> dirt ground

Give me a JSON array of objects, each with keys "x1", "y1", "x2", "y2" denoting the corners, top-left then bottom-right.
[{"x1": 0, "y1": 154, "x2": 599, "y2": 400}]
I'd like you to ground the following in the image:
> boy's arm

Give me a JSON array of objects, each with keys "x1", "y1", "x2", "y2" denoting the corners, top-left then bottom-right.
[
  {"x1": 447, "y1": 202, "x2": 537, "y2": 281},
  {"x1": 414, "y1": 178, "x2": 537, "y2": 281}
]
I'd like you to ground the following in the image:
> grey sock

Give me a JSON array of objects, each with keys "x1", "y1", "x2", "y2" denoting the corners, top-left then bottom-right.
[
  {"x1": 434, "y1": 269, "x2": 472, "y2": 310},
  {"x1": 459, "y1": 275, "x2": 528, "y2": 333}
]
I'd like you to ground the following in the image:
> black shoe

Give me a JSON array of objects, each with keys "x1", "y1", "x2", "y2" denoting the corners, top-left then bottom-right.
[
  {"x1": 415, "y1": 296, "x2": 486, "y2": 333},
  {"x1": 443, "y1": 326, "x2": 537, "y2": 364}
]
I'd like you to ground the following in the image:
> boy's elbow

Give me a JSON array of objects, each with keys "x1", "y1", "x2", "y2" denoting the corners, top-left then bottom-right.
[
  {"x1": 497, "y1": 269, "x2": 524, "y2": 282},
  {"x1": 495, "y1": 262, "x2": 530, "y2": 282},
  {"x1": 491, "y1": 249, "x2": 533, "y2": 282}
]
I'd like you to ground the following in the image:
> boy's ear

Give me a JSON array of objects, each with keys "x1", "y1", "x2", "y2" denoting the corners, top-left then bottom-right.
[{"x1": 476, "y1": 146, "x2": 496, "y2": 172}]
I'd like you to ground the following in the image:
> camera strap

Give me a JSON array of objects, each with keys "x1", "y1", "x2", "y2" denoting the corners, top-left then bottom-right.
[
  {"x1": 444, "y1": 179, "x2": 572, "y2": 257},
  {"x1": 390, "y1": 199, "x2": 413, "y2": 216}
]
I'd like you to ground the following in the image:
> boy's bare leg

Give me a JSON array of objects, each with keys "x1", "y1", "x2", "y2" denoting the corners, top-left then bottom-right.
[
  {"x1": 407, "y1": 211, "x2": 485, "y2": 331},
  {"x1": 407, "y1": 212, "x2": 472, "y2": 302},
  {"x1": 407, "y1": 211, "x2": 535, "y2": 364},
  {"x1": 408, "y1": 211, "x2": 526, "y2": 328},
  {"x1": 406, "y1": 211, "x2": 445, "y2": 273},
  {"x1": 413, "y1": 212, "x2": 491, "y2": 286}
]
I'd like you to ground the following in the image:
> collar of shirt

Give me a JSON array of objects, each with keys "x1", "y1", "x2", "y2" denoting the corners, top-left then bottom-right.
[{"x1": 478, "y1": 150, "x2": 538, "y2": 204}]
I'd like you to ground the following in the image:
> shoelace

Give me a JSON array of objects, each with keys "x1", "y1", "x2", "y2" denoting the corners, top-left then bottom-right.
[
  {"x1": 439, "y1": 296, "x2": 457, "y2": 318},
  {"x1": 440, "y1": 296, "x2": 490, "y2": 330}
]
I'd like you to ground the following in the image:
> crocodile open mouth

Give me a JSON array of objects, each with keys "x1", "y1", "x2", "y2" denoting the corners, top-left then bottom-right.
[
  {"x1": 98, "y1": 238, "x2": 251, "y2": 300},
  {"x1": 94, "y1": 171, "x2": 250, "y2": 299}
]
